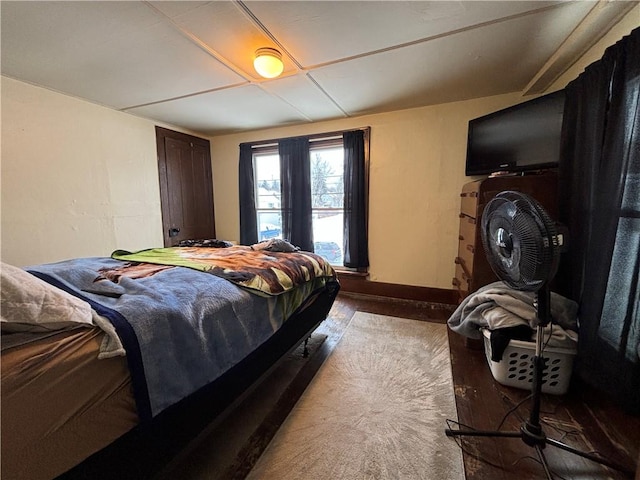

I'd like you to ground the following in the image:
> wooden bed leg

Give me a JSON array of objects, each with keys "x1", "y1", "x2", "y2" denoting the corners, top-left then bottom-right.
[{"x1": 303, "y1": 337, "x2": 310, "y2": 358}]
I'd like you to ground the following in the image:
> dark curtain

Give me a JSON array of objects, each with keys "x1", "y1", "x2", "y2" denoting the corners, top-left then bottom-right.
[
  {"x1": 558, "y1": 27, "x2": 640, "y2": 413},
  {"x1": 279, "y1": 137, "x2": 314, "y2": 252},
  {"x1": 343, "y1": 130, "x2": 369, "y2": 268},
  {"x1": 238, "y1": 143, "x2": 258, "y2": 245}
]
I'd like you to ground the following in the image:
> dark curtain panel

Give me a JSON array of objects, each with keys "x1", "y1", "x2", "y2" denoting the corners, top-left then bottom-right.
[
  {"x1": 343, "y1": 130, "x2": 369, "y2": 268},
  {"x1": 238, "y1": 143, "x2": 258, "y2": 245},
  {"x1": 279, "y1": 137, "x2": 314, "y2": 252},
  {"x1": 558, "y1": 27, "x2": 640, "y2": 413}
]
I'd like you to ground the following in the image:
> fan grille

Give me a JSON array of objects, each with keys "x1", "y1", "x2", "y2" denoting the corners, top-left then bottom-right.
[{"x1": 481, "y1": 191, "x2": 560, "y2": 291}]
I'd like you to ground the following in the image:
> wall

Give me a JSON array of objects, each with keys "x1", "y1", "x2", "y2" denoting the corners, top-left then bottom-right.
[
  {"x1": 1, "y1": 76, "x2": 165, "y2": 267},
  {"x1": 210, "y1": 92, "x2": 523, "y2": 290}
]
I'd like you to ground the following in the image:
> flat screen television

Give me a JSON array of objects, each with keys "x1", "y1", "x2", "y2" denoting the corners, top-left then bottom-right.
[{"x1": 465, "y1": 90, "x2": 565, "y2": 176}]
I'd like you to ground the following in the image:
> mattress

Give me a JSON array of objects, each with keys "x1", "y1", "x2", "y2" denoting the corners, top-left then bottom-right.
[{"x1": 1, "y1": 327, "x2": 137, "y2": 480}]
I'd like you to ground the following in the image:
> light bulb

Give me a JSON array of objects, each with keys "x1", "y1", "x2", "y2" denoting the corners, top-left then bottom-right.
[{"x1": 254, "y1": 48, "x2": 284, "y2": 79}]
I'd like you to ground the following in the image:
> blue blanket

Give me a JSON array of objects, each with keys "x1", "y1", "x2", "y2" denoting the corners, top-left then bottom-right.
[{"x1": 28, "y1": 257, "x2": 294, "y2": 421}]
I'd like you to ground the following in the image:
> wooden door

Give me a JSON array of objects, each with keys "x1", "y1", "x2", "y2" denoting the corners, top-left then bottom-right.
[{"x1": 156, "y1": 127, "x2": 215, "y2": 247}]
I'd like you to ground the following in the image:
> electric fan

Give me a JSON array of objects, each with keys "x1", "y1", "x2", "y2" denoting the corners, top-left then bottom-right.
[{"x1": 444, "y1": 191, "x2": 632, "y2": 479}]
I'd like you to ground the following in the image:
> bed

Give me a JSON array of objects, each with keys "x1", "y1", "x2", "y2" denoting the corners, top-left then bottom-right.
[{"x1": 1, "y1": 243, "x2": 339, "y2": 480}]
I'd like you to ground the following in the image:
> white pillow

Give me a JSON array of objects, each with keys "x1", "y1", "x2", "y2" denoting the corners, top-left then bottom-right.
[{"x1": 1, "y1": 262, "x2": 94, "y2": 332}]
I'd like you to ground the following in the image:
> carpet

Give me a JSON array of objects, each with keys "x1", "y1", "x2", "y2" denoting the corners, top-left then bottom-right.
[{"x1": 246, "y1": 312, "x2": 464, "y2": 479}]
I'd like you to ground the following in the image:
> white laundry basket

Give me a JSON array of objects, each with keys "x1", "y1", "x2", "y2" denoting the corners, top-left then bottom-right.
[{"x1": 482, "y1": 328, "x2": 576, "y2": 395}]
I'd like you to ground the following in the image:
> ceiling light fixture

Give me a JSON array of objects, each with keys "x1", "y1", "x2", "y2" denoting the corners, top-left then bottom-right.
[{"x1": 253, "y1": 47, "x2": 284, "y2": 79}]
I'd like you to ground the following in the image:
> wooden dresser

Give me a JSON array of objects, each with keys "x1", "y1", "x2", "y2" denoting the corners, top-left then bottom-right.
[{"x1": 452, "y1": 171, "x2": 559, "y2": 303}]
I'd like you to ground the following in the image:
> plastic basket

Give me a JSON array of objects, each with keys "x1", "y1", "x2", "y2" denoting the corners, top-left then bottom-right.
[{"x1": 482, "y1": 328, "x2": 576, "y2": 395}]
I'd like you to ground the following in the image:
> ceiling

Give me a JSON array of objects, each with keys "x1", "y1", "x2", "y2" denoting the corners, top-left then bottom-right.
[{"x1": 1, "y1": 1, "x2": 636, "y2": 136}]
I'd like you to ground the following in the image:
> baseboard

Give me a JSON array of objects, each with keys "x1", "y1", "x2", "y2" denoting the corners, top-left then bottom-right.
[{"x1": 336, "y1": 272, "x2": 458, "y2": 305}]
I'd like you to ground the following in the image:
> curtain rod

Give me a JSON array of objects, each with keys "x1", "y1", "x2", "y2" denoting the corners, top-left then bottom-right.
[{"x1": 247, "y1": 126, "x2": 370, "y2": 149}]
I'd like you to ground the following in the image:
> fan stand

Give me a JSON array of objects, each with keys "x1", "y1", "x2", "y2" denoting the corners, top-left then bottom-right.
[{"x1": 445, "y1": 282, "x2": 634, "y2": 479}]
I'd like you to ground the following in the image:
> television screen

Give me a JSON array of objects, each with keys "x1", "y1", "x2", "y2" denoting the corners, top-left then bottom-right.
[{"x1": 465, "y1": 90, "x2": 565, "y2": 176}]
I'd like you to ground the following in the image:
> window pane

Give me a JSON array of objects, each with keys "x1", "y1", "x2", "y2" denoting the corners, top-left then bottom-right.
[
  {"x1": 254, "y1": 152, "x2": 282, "y2": 241},
  {"x1": 310, "y1": 148, "x2": 344, "y2": 208},
  {"x1": 313, "y1": 211, "x2": 343, "y2": 265},
  {"x1": 311, "y1": 147, "x2": 344, "y2": 265},
  {"x1": 257, "y1": 211, "x2": 282, "y2": 241},
  {"x1": 255, "y1": 154, "x2": 280, "y2": 209}
]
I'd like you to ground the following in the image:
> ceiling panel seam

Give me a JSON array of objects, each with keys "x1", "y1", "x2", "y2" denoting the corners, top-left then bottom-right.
[
  {"x1": 143, "y1": 0, "x2": 255, "y2": 80},
  {"x1": 304, "y1": 73, "x2": 349, "y2": 118},
  {"x1": 253, "y1": 86, "x2": 316, "y2": 123},
  {"x1": 120, "y1": 82, "x2": 250, "y2": 111},
  {"x1": 298, "y1": 3, "x2": 569, "y2": 71},
  {"x1": 234, "y1": 0, "x2": 347, "y2": 122},
  {"x1": 234, "y1": 0, "x2": 304, "y2": 71}
]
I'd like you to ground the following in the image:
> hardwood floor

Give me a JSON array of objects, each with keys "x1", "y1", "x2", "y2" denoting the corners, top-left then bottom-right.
[
  {"x1": 447, "y1": 324, "x2": 639, "y2": 479},
  {"x1": 160, "y1": 291, "x2": 640, "y2": 480}
]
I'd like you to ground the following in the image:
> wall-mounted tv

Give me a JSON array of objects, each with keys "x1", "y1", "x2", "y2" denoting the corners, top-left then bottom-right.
[{"x1": 465, "y1": 90, "x2": 565, "y2": 176}]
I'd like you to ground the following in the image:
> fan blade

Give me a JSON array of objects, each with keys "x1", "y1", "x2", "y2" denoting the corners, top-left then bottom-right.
[{"x1": 481, "y1": 191, "x2": 563, "y2": 291}]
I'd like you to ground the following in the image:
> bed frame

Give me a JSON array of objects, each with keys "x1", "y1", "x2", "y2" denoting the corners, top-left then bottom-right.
[{"x1": 55, "y1": 280, "x2": 340, "y2": 480}]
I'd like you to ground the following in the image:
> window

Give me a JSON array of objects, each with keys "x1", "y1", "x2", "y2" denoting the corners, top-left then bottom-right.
[
  {"x1": 240, "y1": 128, "x2": 368, "y2": 269},
  {"x1": 254, "y1": 153, "x2": 282, "y2": 241},
  {"x1": 253, "y1": 140, "x2": 345, "y2": 265}
]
